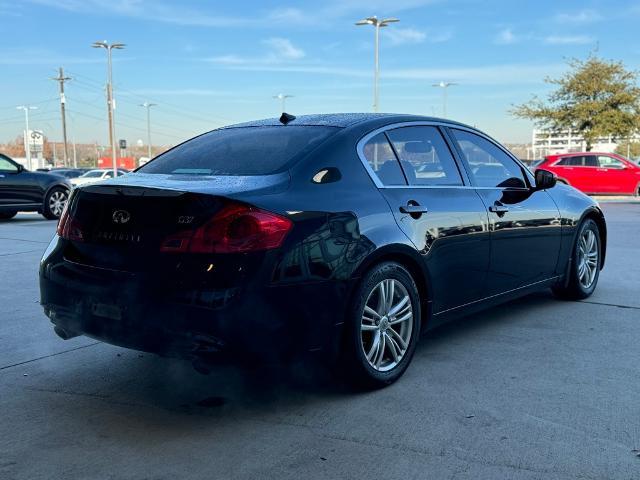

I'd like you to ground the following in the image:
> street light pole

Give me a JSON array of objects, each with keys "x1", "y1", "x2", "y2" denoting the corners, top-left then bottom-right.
[
  {"x1": 356, "y1": 16, "x2": 399, "y2": 112},
  {"x1": 92, "y1": 41, "x2": 125, "y2": 176},
  {"x1": 139, "y1": 102, "x2": 156, "y2": 160},
  {"x1": 51, "y1": 67, "x2": 71, "y2": 167},
  {"x1": 273, "y1": 93, "x2": 293, "y2": 113},
  {"x1": 16, "y1": 106, "x2": 37, "y2": 170},
  {"x1": 432, "y1": 81, "x2": 458, "y2": 118}
]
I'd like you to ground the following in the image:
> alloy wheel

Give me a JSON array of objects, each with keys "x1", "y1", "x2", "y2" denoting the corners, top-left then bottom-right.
[
  {"x1": 360, "y1": 278, "x2": 413, "y2": 372},
  {"x1": 577, "y1": 229, "x2": 598, "y2": 289},
  {"x1": 49, "y1": 190, "x2": 68, "y2": 218}
]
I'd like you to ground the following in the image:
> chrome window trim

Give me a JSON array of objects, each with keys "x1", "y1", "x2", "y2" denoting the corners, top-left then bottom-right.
[{"x1": 356, "y1": 120, "x2": 533, "y2": 190}]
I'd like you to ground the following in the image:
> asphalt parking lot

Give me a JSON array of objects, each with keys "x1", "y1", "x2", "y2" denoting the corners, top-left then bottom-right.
[{"x1": 1, "y1": 203, "x2": 639, "y2": 480}]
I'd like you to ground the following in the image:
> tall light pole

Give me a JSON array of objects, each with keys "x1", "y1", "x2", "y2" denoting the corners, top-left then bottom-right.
[
  {"x1": 432, "y1": 81, "x2": 458, "y2": 118},
  {"x1": 273, "y1": 93, "x2": 293, "y2": 113},
  {"x1": 356, "y1": 16, "x2": 399, "y2": 112},
  {"x1": 51, "y1": 67, "x2": 71, "y2": 167},
  {"x1": 92, "y1": 40, "x2": 125, "y2": 176},
  {"x1": 139, "y1": 102, "x2": 156, "y2": 160},
  {"x1": 16, "y1": 106, "x2": 37, "y2": 170}
]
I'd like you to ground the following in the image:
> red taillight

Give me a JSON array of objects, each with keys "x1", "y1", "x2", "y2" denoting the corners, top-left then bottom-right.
[
  {"x1": 56, "y1": 203, "x2": 85, "y2": 242},
  {"x1": 160, "y1": 202, "x2": 292, "y2": 254}
]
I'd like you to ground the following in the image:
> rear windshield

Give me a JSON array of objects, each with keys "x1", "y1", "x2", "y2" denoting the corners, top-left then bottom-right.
[{"x1": 139, "y1": 126, "x2": 338, "y2": 176}]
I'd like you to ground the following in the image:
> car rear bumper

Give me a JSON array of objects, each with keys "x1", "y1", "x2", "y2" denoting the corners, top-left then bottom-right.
[{"x1": 39, "y1": 238, "x2": 351, "y2": 364}]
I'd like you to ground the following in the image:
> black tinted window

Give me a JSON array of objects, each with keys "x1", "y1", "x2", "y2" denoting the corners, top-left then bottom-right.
[
  {"x1": 140, "y1": 126, "x2": 337, "y2": 176},
  {"x1": 387, "y1": 126, "x2": 463, "y2": 186},
  {"x1": 362, "y1": 133, "x2": 406, "y2": 185},
  {"x1": 452, "y1": 129, "x2": 526, "y2": 188},
  {"x1": 556, "y1": 157, "x2": 583, "y2": 166}
]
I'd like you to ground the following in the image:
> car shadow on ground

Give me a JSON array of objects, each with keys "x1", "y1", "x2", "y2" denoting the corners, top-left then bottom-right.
[{"x1": 44, "y1": 289, "x2": 560, "y2": 425}]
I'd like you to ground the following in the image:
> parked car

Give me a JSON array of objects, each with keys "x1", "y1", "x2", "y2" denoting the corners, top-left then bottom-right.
[
  {"x1": 40, "y1": 114, "x2": 606, "y2": 387},
  {"x1": 70, "y1": 168, "x2": 128, "y2": 186},
  {"x1": 50, "y1": 168, "x2": 85, "y2": 179},
  {"x1": 536, "y1": 152, "x2": 640, "y2": 195},
  {"x1": 0, "y1": 153, "x2": 71, "y2": 220}
]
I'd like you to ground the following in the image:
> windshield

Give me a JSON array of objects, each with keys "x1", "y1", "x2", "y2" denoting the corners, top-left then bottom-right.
[
  {"x1": 138, "y1": 126, "x2": 338, "y2": 176},
  {"x1": 82, "y1": 170, "x2": 105, "y2": 178}
]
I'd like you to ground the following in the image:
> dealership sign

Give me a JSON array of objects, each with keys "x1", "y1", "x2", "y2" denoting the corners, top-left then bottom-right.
[{"x1": 27, "y1": 130, "x2": 44, "y2": 152}]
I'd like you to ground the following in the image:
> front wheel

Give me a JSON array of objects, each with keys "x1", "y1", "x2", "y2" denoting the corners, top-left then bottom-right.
[
  {"x1": 42, "y1": 187, "x2": 69, "y2": 220},
  {"x1": 341, "y1": 262, "x2": 421, "y2": 389},
  {"x1": 552, "y1": 218, "x2": 601, "y2": 300}
]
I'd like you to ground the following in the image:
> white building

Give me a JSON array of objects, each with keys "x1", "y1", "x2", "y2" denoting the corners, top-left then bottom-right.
[{"x1": 531, "y1": 128, "x2": 639, "y2": 159}]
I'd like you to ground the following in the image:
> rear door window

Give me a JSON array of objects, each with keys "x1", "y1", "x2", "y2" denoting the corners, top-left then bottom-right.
[
  {"x1": 139, "y1": 126, "x2": 338, "y2": 176},
  {"x1": 556, "y1": 157, "x2": 583, "y2": 166},
  {"x1": 386, "y1": 126, "x2": 463, "y2": 186}
]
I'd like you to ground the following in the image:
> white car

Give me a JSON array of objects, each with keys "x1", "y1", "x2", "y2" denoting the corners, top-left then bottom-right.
[{"x1": 70, "y1": 169, "x2": 128, "y2": 186}]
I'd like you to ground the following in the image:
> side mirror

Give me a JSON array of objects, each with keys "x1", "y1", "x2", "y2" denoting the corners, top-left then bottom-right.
[
  {"x1": 16, "y1": 164, "x2": 24, "y2": 173},
  {"x1": 534, "y1": 169, "x2": 557, "y2": 190}
]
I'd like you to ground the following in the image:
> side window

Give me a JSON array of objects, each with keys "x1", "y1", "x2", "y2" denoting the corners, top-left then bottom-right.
[
  {"x1": 361, "y1": 133, "x2": 406, "y2": 186},
  {"x1": 584, "y1": 155, "x2": 598, "y2": 167},
  {"x1": 557, "y1": 157, "x2": 582, "y2": 166},
  {"x1": 386, "y1": 126, "x2": 463, "y2": 186},
  {"x1": 104, "y1": 171, "x2": 114, "y2": 178},
  {"x1": 0, "y1": 156, "x2": 18, "y2": 172},
  {"x1": 451, "y1": 129, "x2": 526, "y2": 188},
  {"x1": 597, "y1": 156, "x2": 624, "y2": 169}
]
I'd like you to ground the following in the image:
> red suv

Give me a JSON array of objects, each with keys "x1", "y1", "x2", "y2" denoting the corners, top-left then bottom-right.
[{"x1": 536, "y1": 152, "x2": 640, "y2": 195}]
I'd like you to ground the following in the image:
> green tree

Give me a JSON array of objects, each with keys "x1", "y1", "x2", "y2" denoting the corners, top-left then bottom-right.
[
  {"x1": 614, "y1": 140, "x2": 640, "y2": 159},
  {"x1": 512, "y1": 55, "x2": 640, "y2": 151}
]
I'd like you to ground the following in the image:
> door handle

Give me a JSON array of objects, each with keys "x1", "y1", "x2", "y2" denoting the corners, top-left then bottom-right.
[
  {"x1": 489, "y1": 203, "x2": 509, "y2": 214},
  {"x1": 399, "y1": 204, "x2": 428, "y2": 215}
]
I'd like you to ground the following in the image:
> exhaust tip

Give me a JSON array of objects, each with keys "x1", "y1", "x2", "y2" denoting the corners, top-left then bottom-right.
[{"x1": 54, "y1": 326, "x2": 80, "y2": 340}]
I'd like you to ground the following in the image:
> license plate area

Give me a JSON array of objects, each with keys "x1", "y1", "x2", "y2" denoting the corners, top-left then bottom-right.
[{"x1": 91, "y1": 302, "x2": 123, "y2": 320}]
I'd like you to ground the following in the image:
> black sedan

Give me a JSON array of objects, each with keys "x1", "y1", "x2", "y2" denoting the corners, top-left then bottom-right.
[
  {"x1": 39, "y1": 114, "x2": 606, "y2": 387},
  {"x1": 0, "y1": 154, "x2": 71, "y2": 220}
]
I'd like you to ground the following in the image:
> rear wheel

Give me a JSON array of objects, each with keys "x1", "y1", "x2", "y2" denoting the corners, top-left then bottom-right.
[
  {"x1": 0, "y1": 211, "x2": 17, "y2": 220},
  {"x1": 341, "y1": 262, "x2": 421, "y2": 389},
  {"x1": 42, "y1": 187, "x2": 68, "y2": 220},
  {"x1": 552, "y1": 219, "x2": 601, "y2": 300}
]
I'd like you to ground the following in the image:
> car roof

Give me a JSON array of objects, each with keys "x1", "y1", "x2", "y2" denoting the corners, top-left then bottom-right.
[
  {"x1": 547, "y1": 152, "x2": 618, "y2": 157},
  {"x1": 221, "y1": 113, "x2": 473, "y2": 130}
]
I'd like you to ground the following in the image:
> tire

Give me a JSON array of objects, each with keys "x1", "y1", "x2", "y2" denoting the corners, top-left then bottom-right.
[
  {"x1": 340, "y1": 262, "x2": 421, "y2": 389},
  {"x1": 42, "y1": 187, "x2": 69, "y2": 220},
  {"x1": 552, "y1": 218, "x2": 601, "y2": 300},
  {"x1": 0, "y1": 211, "x2": 17, "y2": 220}
]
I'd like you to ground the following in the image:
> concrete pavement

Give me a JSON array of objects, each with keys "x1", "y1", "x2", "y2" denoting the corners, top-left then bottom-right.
[{"x1": 1, "y1": 205, "x2": 639, "y2": 480}]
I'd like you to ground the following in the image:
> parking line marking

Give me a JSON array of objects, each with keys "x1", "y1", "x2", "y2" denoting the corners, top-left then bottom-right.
[
  {"x1": 0, "y1": 237, "x2": 50, "y2": 244},
  {"x1": 578, "y1": 300, "x2": 640, "y2": 310},
  {"x1": 0, "y1": 342, "x2": 101, "y2": 371}
]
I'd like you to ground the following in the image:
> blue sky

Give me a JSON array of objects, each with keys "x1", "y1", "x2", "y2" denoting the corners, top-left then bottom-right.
[{"x1": 2, "y1": 0, "x2": 639, "y2": 146}]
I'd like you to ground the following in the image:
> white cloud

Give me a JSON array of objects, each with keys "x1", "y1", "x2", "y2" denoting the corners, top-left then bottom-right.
[
  {"x1": 208, "y1": 62, "x2": 566, "y2": 86},
  {"x1": 207, "y1": 38, "x2": 305, "y2": 66},
  {"x1": 553, "y1": 9, "x2": 602, "y2": 24},
  {"x1": 262, "y1": 37, "x2": 305, "y2": 61},
  {"x1": 384, "y1": 28, "x2": 427, "y2": 46},
  {"x1": 384, "y1": 27, "x2": 452, "y2": 46},
  {"x1": 495, "y1": 28, "x2": 517, "y2": 45},
  {"x1": 26, "y1": 0, "x2": 441, "y2": 28},
  {"x1": 544, "y1": 35, "x2": 594, "y2": 45}
]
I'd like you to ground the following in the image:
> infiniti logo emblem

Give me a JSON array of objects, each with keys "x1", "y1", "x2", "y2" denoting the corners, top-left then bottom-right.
[{"x1": 112, "y1": 209, "x2": 131, "y2": 224}]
